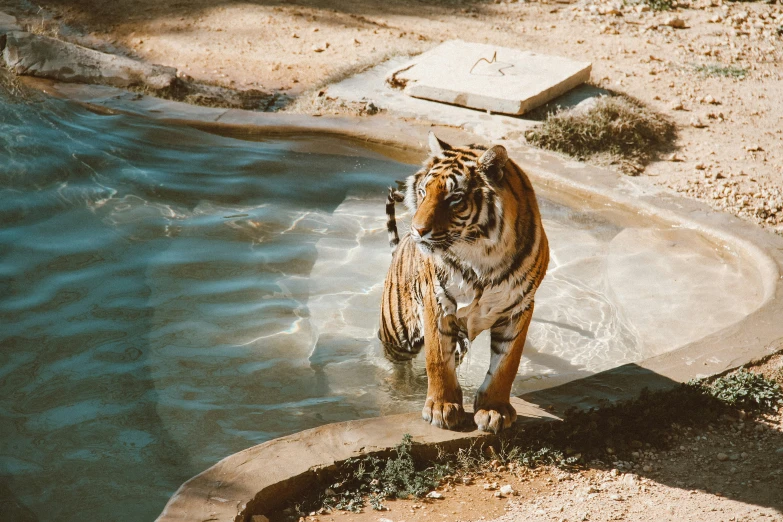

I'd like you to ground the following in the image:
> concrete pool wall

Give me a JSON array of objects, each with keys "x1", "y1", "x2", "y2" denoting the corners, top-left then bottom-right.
[{"x1": 24, "y1": 79, "x2": 783, "y2": 522}]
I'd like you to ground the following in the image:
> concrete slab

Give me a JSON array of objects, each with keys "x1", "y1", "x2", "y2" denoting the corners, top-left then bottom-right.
[
  {"x1": 387, "y1": 40, "x2": 592, "y2": 116},
  {"x1": 325, "y1": 57, "x2": 537, "y2": 142}
]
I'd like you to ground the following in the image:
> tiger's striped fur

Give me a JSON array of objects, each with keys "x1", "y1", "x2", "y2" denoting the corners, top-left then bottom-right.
[{"x1": 378, "y1": 132, "x2": 549, "y2": 433}]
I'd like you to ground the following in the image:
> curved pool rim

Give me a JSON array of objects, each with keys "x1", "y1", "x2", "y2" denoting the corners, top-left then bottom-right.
[{"x1": 25, "y1": 79, "x2": 783, "y2": 522}]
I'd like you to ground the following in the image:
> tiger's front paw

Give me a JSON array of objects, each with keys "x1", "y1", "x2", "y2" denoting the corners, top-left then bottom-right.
[
  {"x1": 422, "y1": 398, "x2": 465, "y2": 430},
  {"x1": 473, "y1": 401, "x2": 517, "y2": 433}
]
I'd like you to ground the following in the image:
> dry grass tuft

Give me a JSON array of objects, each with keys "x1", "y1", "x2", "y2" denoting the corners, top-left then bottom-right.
[{"x1": 525, "y1": 94, "x2": 676, "y2": 175}]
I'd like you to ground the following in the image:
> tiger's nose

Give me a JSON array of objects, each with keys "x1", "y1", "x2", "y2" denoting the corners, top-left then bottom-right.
[{"x1": 413, "y1": 224, "x2": 431, "y2": 237}]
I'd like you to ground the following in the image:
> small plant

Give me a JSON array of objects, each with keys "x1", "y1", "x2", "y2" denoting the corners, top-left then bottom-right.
[
  {"x1": 525, "y1": 94, "x2": 676, "y2": 175},
  {"x1": 316, "y1": 434, "x2": 451, "y2": 513},
  {"x1": 698, "y1": 368, "x2": 783, "y2": 412},
  {"x1": 646, "y1": 0, "x2": 674, "y2": 11},
  {"x1": 694, "y1": 64, "x2": 748, "y2": 79}
]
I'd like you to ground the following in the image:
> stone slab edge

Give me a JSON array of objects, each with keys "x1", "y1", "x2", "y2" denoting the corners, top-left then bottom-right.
[
  {"x1": 388, "y1": 40, "x2": 592, "y2": 115},
  {"x1": 22, "y1": 80, "x2": 783, "y2": 522},
  {"x1": 404, "y1": 66, "x2": 591, "y2": 116}
]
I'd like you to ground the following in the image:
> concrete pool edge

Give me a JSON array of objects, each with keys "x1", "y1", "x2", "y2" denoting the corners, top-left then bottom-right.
[{"x1": 24, "y1": 80, "x2": 783, "y2": 522}]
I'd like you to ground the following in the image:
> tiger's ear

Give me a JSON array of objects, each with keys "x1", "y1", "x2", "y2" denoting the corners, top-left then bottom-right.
[
  {"x1": 478, "y1": 145, "x2": 508, "y2": 180},
  {"x1": 428, "y1": 132, "x2": 451, "y2": 159}
]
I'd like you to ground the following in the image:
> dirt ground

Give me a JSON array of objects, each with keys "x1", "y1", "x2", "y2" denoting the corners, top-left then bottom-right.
[
  {"x1": 3, "y1": 0, "x2": 782, "y2": 520},
  {"x1": 272, "y1": 354, "x2": 783, "y2": 522},
  {"x1": 4, "y1": 0, "x2": 783, "y2": 234}
]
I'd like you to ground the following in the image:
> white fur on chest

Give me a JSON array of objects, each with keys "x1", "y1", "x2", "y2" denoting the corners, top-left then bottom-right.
[{"x1": 436, "y1": 265, "x2": 527, "y2": 341}]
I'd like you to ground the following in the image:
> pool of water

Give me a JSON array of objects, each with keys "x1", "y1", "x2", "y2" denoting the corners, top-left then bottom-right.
[{"x1": 0, "y1": 88, "x2": 765, "y2": 522}]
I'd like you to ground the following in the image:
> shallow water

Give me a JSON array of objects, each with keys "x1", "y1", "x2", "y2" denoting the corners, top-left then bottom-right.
[{"x1": 0, "y1": 89, "x2": 765, "y2": 521}]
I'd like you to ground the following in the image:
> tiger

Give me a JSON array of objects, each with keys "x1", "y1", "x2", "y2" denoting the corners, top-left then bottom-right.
[{"x1": 378, "y1": 132, "x2": 549, "y2": 434}]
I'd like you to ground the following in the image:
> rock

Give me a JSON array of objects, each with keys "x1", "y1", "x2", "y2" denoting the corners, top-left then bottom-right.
[
  {"x1": 499, "y1": 485, "x2": 515, "y2": 496},
  {"x1": 483, "y1": 482, "x2": 498, "y2": 491},
  {"x1": 690, "y1": 116, "x2": 707, "y2": 128},
  {"x1": 729, "y1": 454, "x2": 739, "y2": 461},
  {"x1": 695, "y1": 162, "x2": 706, "y2": 170},
  {"x1": 621, "y1": 474, "x2": 638, "y2": 488},
  {"x1": 775, "y1": 447, "x2": 783, "y2": 455},
  {"x1": 745, "y1": 144, "x2": 763, "y2": 152},
  {"x1": 704, "y1": 95, "x2": 720, "y2": 105},
  {"x1": 643, "y1": 465, "x2": 653, "y2": 472},
  {"x1": 426, "y1": 491, "x2": 444, "y2": 499},
  {"x1": 2, "y1": 31, "x2": 176, "y2": 91},
  {"x1": 670, "y1": 99, "x2": 684, "y2": 111},
  {"x1": 312, "y1": 44, "x2": 325, "y2": 52},
  {"x1": 717, "y1": 453, "x2": 729, "y2": 461},
  {"x1": 664, "y1": 16, "x2": 687, "y2": 29},
  {"x1": 0, "y1": 11, "x2": 21, "y2": 35},
  {"x1": 364, "y1": 101, "x2": 379, "y2": 115},
  {"x1": 610, "y1": 494, "x2": 623, "y2": 501}
]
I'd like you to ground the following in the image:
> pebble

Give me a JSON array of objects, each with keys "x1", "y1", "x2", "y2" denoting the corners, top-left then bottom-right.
[
  {"x1": 622, "y1": 474, "x2": 638, "y2": 488},
  {"x1": 610, "y1": 494, "x2": 624, "y2": 501},
  {"x1": 484, "y1": 482, "x2": 499, "y2": 491},
  {"x1": 664, "y1": 16, "x2": 687, "y2": 29},
  {"x1": 643, "y1": 465, "x2": 653, "y2": 472},
  {"x1": 775, "y1": 448, "x2": 783, "y2": 455},
  {"x1": 499, "y1": 485, "x2": 516, "y2": 496},
  {"x1": 426, "y1": 491, "x2": 444, "y2": 499},
  {"x1": 670, "y1": 99, "x2": 685, "y2": 111},
  {"x1": 690, "y1": 116, "x2": 707, "y2": 128},
  {"x1": 717, "y1": 453, "x2": 729, "y2": 461}
]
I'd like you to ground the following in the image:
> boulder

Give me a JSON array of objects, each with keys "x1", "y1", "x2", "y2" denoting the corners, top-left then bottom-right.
[
  {"x1": 2, "y1": 31, "x2": 176, "y2": 91},
  {"x1": 0, "y1": 12, "x2": 21, "y2": 35}
]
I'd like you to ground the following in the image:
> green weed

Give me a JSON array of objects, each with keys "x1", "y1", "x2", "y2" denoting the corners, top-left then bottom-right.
[
  {"x1": 695, "y1": 367, "x2": 783, "y2": 412},
  {"x1": 694, "y1": 64, "x2": 748, "y2": 79},
  {"x1": 318, "y1": 434, "x2": 452, "y2": 513},
  {"x1": 646, "y1": 0, "x2": 674, "y2": 11}
]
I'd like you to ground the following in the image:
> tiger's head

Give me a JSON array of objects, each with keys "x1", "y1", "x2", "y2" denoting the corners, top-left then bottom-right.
[{"x1": 405, "y1": 133, "x2": 509, "y2": 254}]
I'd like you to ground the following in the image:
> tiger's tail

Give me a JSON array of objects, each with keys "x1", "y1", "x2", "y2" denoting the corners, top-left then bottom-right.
[{"x1": 386, "y1": 187, "x2": 405, "y2": 252}]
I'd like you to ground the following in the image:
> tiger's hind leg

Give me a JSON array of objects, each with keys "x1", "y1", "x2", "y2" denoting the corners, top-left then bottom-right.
[{"x1": 473, "y1": 303, "x2": 535, "y2": 433}]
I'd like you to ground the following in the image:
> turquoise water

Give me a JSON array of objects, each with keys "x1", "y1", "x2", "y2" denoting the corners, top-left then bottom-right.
[{"x1": 0, "y1": 89, "x2": 412, "y2": 521}]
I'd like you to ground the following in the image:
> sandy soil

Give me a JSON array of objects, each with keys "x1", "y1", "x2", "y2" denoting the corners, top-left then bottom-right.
[{"x1": 2, "y1": 1, "x2": 782, "y2": 519}]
